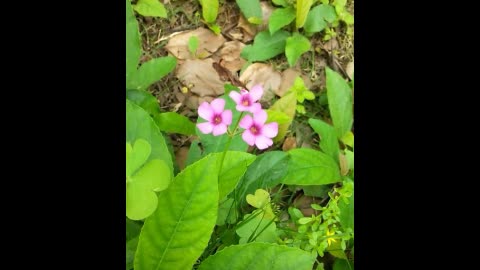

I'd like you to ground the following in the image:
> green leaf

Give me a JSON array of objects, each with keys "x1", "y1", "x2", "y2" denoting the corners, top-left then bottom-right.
[
  {"x1": 235, "y1": 151, "x2": 290, "y2": 206},
  {"x1": 304, "y1": 4, "x2": 337, "y2": 33},
  {"x1": 328, "y1": 241, "x2": 347, "y2": 259},
  {"x1": 341, "y1": 131, "x2": 354, "y2": 148},
  {"x1": 236, "y1": 0, "x2": 263, "y2": 24},
  {"x1": 281, "y1": 148, "x2": 341, "y2": 185},
  {"x1": 338, "y1": 189, "x2": 354, "y2": 230},
  {"x1": 302, "y1": 185, "x2": 330, "y2": 198},
  {"x1": 126, "y1": 218, "x2": 142, "y2": 241},
  {"x1": 241, "y1": 30, "x2": 290, "y2": 62},
  {"x1": 126, "y1": 139, "x2": 151, "y2": 177},
  {"x1": 285, "y1": 32, "x2": 311, "y2": 67},
  {"x1": 246, "y1": 189, "x2": 271, "y2": 209},
  {"x1": 126, "y1": 0, "x2": 141, "y2": 77},
  {"x1": 266, "y1": 109, "x2": 291, "y2": 124},
  {"x1": 131, "y1": 159, "x2": 171, "y2": 192},
  {"x1": 133, "y1": 0, "x2": 167, "y2": 18},
  {"x1": 237, "y1": 211, "x2": 277, "y2": 244},
  {"x1": 270, "y1": 92, "x2": 296, "y2": 142},
  {"x1": 272, "y1": 0, "x2": 288, "y2": 7},
  {"x1": 126, "y1": 100, "x2": 173, "y2": 175},
  {"x1": 345, "y1": 149, "x2": 354, "y2": 171},
  {"x1": 185, "y1": 139, "x2": 203, "y2": 166},
  {"x1": 126, "y1": 237, "x2": 139, "y2": 270},
  {"x1": 308, "y1": 118, "x2": 339, "y2": 162},
  {"x1": 126, "y1": 56, "x2": 177, "y2": 90},
  {"x1": 326, "y1": 67, "x2": 353, "y2": 139},
  {"x1": 333, "y1": 259, "x2": 352, "y2": 270},
  {"x1": 135, "y1": 155, "x2": 219, "y2": 270},
  {"x1": 198, "y1": 243, "x2": 316, "y2": 270},
  {"x1": 188, "y1": 36, "x2": 199, "y2": 56},
  {"x1": 296, "y1": 0, "x2": 313, "y2": 29},
  {"x1": 199, "y1": 0, "x2": 219, "y2": 23},
  {"x1": 217, "y1": 197, "x2": 238, "y2": 226},
  {"x1": 126, "y1": 89, "x2": 161, "y2": 117},
  {"x1": 269, "y1": 7, "x2": 296, "y2": 35},
  {"x1": 207, "y1": 23, "x2": 222, "y2": 35},
  {"x1": 154, "y1": 112, "x2": 196, "y2": 135},
  {"x1": 217, "y1": 151, "x2": 256, "y2": 200}
]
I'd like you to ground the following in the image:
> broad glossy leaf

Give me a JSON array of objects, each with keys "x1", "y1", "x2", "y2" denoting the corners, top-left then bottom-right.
[
  {"x1": 126, "y1": 0, "x2": 141, "y2": 77},
  {"x1": 241, "y1": 30, "x2": 290, "y2": 62},
  {"x1": 154, "y1": 112, "x2": 196, "y2": 135},
  {"x1": 281, "y1": 148, "x2": 341, "y2": 185},
  {"x1": 133, "y1": 0, "x2": 167, "y2": 18},
  {"x1": 296, "y1": 0, "x2": 313, "y2": 29},
  {"x1": 126, "y1": 89, "x2": 161, "y2": 117},
  {"x1": 198, "y1": 243, "x2": 316, "y2": 270},
  {"x1": 126, "y1": 56, "x2": 177, "y2": 90},
  {"x1": 236, "y1": 0, "x2": 262, "y2": 24},
  {"x1": 270, "y1": 92, "x2": 296, "y2": 142},
  {"x1": 285, "y1": 32, "x2": 311, "y2": 67},
  {"x1": 326, "y1": 67, "x2": 353, "y2": 139},
  {"x1": 135, "y1": 155, "x2": 219, "y2": 270},
  {"x1": 217, "y1": 151, "x2": 256, "y2": 200},
  {"x1": 308, "y1": 118, "x2": 339, "y2": 162},
  {"x1": 199, "y1": 0, "x2": 219, "y2": 23},
  {"x1": 269, "y1": 7, "x2": 296, "y2": 35}
]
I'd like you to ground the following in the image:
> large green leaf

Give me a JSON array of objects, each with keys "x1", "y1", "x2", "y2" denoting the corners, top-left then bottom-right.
[
  {"x1": 199, "y1": 0, "x2": 219, "y2": 23},
  {"x1": 296, "y1": 0, "x2": 313, "y2": 29},
  {"x1": 126, "y1": 56, "x2": 177, "y2": 91},
  {"x1": 241, "y1": 30, "x2": 290, "y2": 62},
  {"x1": 126, "y1": 237, "x2": 139, "y2": 270},
  {"x1": 198, "y1": 243, "x2": 316, "y2": 270},
  {"x1": 135, "y1": 155, "x2": 219, "y2": 270},
  {"x1": 281, "y1": 148, "x2": 341, "y2": 185},
  {"x1": 236, "y1": 151, "x2": 290, "y2": 206},
  {"x1": 270, "y1": 91, "x2": 296, "y2": 142},
  {"x1": 126, "y1": 89, "x2": 161, "y2": 117},
  {"x1": 333, "y1": 258, "x2": 353, "y2": 270},
  {"x1": 126, "y1": 218, "x2": 142, "y2": 241},
  {"x1": 126, "y1": 0, "x2": 141, "y2": 77},
  {"x1": 326, "y1": 67, "x2": 353, "y2": 139},
  {"x1": 154, "y1": 112, "x2": 196, "y2": 135},
  {"x1": 236, "y1": 0, "x2": 263, "y2": 24},
  {"x1": 304, "y1": 4, "x2": 337, "y2": 34},
  {"x1": 217, "y1": 151, "x2": 256, "y2": 201},
  {"x1": 269, "y1": 7, "x2": 296, "y2": 35},
  {"x1": 308, "y1": 118, "x2": 339, "y2": 162},
  {"x1": 126, "y1": 100, "x2": 173, "y2": 175},
  {"x1": 133, "y1": 0, "x2": 167, "y2": 18},
  {"x1": 285, "y1": 32, "x2": 311, "y2": 67}
]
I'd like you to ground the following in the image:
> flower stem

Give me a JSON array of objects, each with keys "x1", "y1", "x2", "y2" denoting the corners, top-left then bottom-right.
[{"x1": 218, "y1": 112, "x2": 244, "y2": 174}]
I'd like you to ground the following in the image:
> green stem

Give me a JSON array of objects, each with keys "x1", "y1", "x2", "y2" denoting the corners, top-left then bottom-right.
[{"x1": 217, "y1": 112, "x2": 245, "y2": 174}]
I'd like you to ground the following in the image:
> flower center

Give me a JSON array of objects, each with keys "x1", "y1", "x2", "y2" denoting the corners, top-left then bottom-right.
[
  {"x1": 213, "y1": 115, "x2": 222, "y2": 124},
  {"x1": 249, "y1": 125, "x2": 260, "y2": 135},
  {"x1": 241, "y1": 97, "x2": 250, "y2": 106}
]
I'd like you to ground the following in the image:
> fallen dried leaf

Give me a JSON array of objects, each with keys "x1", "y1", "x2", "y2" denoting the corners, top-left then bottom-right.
[
  {"x1": 236, "y1": 1, "x2": 274, "y2": 43},
  {"x1": 212, "y1": 41, "x2": 247, "y2": 73},
  {"x1": 276, "y1": 68, "x2": 313, "y2": 97},
  {"x1": 175, "y1": 147, "x2": 190, "y2": 170},
  {"x1": 282, "y1": 136, "x2": 297, "y2": 151},
  {"x1": 239, "y1": 63, "x2": 282, "y2": 102},
  {"x1": 323, "y1": 38, "x2": 338, "y2": 52},
  {"x1": 165, "y1": 28, "x2": 226, "y2": 60},
  {"x1": 176, "y1": 58, "x2": 225, "y2": 97},
  {"x1": 293, "y1": 195, "x2": 318, "y2": 217}
]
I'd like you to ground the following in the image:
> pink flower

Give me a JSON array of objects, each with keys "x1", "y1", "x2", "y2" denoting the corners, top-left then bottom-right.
[
  {"x1": 229, "y1": 85, "x2": 263, "y2": 113},
  {"x1": 197, "y1": 98, "x2": 232, "y2": 136},
  {"x1": 239, "y1": 110, "x2": 278, "y2": 150}
]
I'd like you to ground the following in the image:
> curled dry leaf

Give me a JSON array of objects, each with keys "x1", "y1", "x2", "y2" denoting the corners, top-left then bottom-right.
[
  {"x1": 212, "y1": 41, "x2": 247, "y2": 73},
  {"x1": 164, "y1": 28, "x2": 226, "y2": 60},
  {"x1": 276, "y1": 68, "x2": 313, "y2": 97},
  {"x1": 239, "y1": 63, "x2": 281, "y2": 102}
]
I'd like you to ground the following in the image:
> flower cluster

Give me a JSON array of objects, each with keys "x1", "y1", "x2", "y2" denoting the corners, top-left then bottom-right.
[{"x1": 196, "y1": 85, "x2": 278, "y2": 150}]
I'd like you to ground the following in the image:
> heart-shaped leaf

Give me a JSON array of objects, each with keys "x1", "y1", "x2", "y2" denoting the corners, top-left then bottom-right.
[
  {"x1": 126, "y1": 139, "x2": 151, "y2": 177},
  {"x1": 246, "y1": 189, "x2": 270, "y2": 209}
]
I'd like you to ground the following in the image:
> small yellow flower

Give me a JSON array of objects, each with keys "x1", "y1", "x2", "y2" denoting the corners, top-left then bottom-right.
[{"x1": 326, "y1": 229, "x2": 336, "y2": 246}]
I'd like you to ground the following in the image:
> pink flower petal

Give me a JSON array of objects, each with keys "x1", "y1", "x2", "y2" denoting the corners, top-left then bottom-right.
[
  {"x1": 248, "y1": 102, "x2": 262, "y2": 113},
  {"x1": 242, "y1": 130, "x2": 256, "y2": 146},
  {"x1": 229, "y1": 91, "x2": 241, "y2": 104},
  {"x1": 197, "y1": 122, "x2": 213, "y2": 134},
  {"x1": 221, "y1": 110, "x2": 232, "y2": 125},
  {"x1": 210, "y1": 98, "x2": 225, "y2": 114},
  {"x1": 236, "y1": 104, "x2": 249, "y2": 112},
  {"x1": 212, "y1": 123, "x2": 228, "y2": 136},
  {"x1": 253, "y1": 109, "x2": 268, "y2": 125},
  {"x1": 240, "y1": 89, "x2": 248, "y2": 94},
  {"x1": 198, "y1": 102, "x2": 213, "y2": 121},
  {"x1": 239, "y1": 114, "x2": 253, "y2": 129},
  {"x1": 255, "y1": 135, "x2": 273, "y2": 150},
  {"x1": 261, "y1": 122, "x2": 278, "y2": 138},
  {"x1": 249, "y1": 85, "x2": 263, "y2": 102}
]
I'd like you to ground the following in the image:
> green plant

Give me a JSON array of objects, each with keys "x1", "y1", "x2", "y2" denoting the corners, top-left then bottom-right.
[
  {"x1": 198, "y1": 0, "x2": 221, "y2": 34},
  {"x1": 133, "y1": 0, "x2": 168, "y2": 18}
]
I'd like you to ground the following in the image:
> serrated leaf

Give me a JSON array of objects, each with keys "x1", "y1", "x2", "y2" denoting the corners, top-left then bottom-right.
[
  {"x1": 199, "y1": 0, "x2": 219, "y2": 23},
  {"x1": 269, "y1": 7, "x2": 296, "y2": 35},
  {"x1": 126, "y1": 56, "x2": 177, "y2": 90},
  {"x1": 308, "y1": 118, "x2": 339, "y2": 162},
  {"x1": 281, "y1": 148, "x2": 341, "y2": 185},
  {"x1": 236, "y1": 0, "x2": 263, "y2": 24},
  {"x1": 133, "y1": 0, "x2": 167, "y2": 18},
  {"x1": 296, "y1": 0, "x2": 313, "y2": 29},
  {"x1": 154, "y1": 112, "x2": 196, "y2": 135},
  {"x1": 241, "y1": 30, "x2": 290, "y2": 62},
  {"x1": 270, "y1": 92, "x2": 296, "y2": 142},
  {"x1": 126, "y1": 0, "x2": 141, "y2": 77},
  {"x1": 135, "y1": 155, "x2": 219, "y2": 270},
  {"x1": 326, "y1": 67, "x2": 353, "y2": 139},
  {"x1": 198, "y1": 243, "x2": 316, "y2": 270},
  {"x1": 285, "y1": 32, "x2": 311, "y2": 67},
  {"x1": 126, "y1": 89, "x2": 161, "y2": 117}
]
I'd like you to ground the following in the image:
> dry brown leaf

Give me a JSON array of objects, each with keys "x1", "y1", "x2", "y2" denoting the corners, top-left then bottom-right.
[
  {"x1": 212, "y1": 41, "x2": 247, "y2": 73},
  {"x1": 258, "y1": 1, "x2": 274, "y2": 32},
  {"x1": 165, "y1": 28, "x2": 226, "y2": 60},
  {"x1": 282, "y1": 136, "x2": 297, "y2": 151},
  {"x1": 323, "y1": 38, "x2": 338, "y2": 52},
  {"x1": 346, "y1": 60, "x2": 354, "y2": 80},
  {"x1": 293, "y1": 195, "x2": 318, "y2": 217},
  {"x1": 276, "y1": 69, "x2": 312, "y2": 97},
  {"x1": 339, "y1": 153, "x2": 349, "y2": 176},
  {"x1": 176, "y1": 58, "x2": 225, "y2": 97},
  {"x1": 239, "y1": 63, "x2": 281, "y2": 102},
  {"x1": 236, "y1": 1, "x2": 274, "y2": 43},
  {"x1": 175, "y1": 147, "x2": 189, "y2": 170}
]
